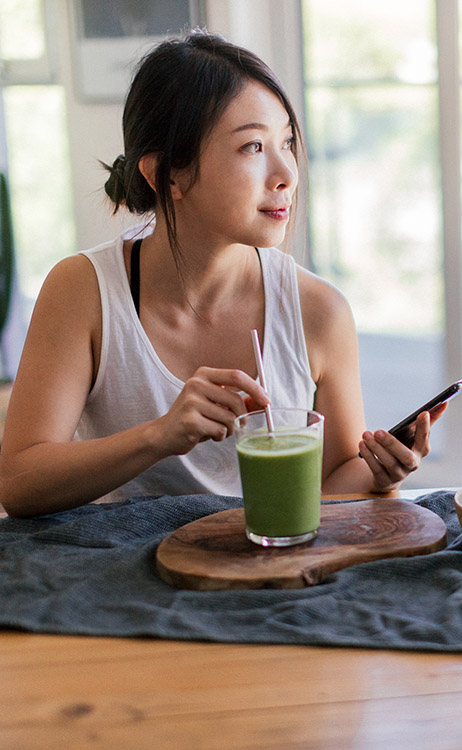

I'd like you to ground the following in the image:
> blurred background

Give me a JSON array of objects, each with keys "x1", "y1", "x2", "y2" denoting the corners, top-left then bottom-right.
[{"x1": 0, "y1": 0, "x2": 461, "y2": 488}]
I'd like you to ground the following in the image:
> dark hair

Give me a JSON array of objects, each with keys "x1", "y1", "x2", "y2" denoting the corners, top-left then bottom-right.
[{"x1": 103, "y1": 29, "x2": 305, "y2": 257}]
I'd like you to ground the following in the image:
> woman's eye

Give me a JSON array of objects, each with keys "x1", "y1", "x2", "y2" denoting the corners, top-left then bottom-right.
[
  {"x1": 283, "y1": 136, "x2": 295, "y2": 151},
  {"x1": 241, "y1": 141, "x2": 262, "y2": 154}
]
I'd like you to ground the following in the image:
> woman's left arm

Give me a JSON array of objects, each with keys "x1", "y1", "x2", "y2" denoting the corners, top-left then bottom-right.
[{"x1": 297, "y1": 268, "x2": 445, "y2": 493}]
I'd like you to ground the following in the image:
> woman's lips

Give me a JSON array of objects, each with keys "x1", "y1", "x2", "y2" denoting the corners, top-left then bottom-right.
[{"x1": 260, "y1": 207, "x2": 290, "y2": 221}]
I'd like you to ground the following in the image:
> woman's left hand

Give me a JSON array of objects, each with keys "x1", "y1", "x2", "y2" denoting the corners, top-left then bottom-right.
[{"x1": 358, "y1": 402, "x2": 448, "y2": 491}]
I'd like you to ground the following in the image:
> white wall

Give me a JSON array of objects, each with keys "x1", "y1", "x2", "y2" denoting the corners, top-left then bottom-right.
[
  {"x1": 56, "y1": 0, "x2": 305, "y2": 253},
  {"x1": 55, "y1": 2, "x2": 126, "y2": 251}
]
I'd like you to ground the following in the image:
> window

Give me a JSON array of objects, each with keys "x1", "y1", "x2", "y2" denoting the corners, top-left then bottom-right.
[
  {"x1": 302, "y1": 0, "x2": 462, "y2": 487},
  {"x1": 0, "y1": 0, "x2": 76, "y2": 313}
]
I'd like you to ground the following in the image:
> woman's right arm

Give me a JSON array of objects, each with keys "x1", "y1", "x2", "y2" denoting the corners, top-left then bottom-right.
[
  {"x1": 0, "y1": 257, "x2": 268, "y2": 517},
  {"x1": 0, "y1": 254, "x2": 163, "y2": 517}
]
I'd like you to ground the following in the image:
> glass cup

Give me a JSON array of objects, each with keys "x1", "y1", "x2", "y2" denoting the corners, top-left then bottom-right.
[
  {"x1": 454, "y1": 489, "x2": 462, "y2": 529},
  {"x1": 234, "y1": 408, "x2": 324, "y2": 547}
]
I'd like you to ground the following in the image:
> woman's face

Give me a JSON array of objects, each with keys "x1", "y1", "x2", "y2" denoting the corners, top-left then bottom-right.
[{"x1": 172, "y1": 80, "x2": 299, "y2": 251}]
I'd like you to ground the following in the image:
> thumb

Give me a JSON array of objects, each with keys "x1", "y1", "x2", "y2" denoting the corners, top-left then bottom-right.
[
  {"x1": 412, "y1": 411, "x2": 431, "y2": 457},
  {"x1": 429, "y1": 401, "x2": 448, "y2": 425}
]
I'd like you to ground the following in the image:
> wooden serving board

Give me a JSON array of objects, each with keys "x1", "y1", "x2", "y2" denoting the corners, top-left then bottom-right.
[{"x1": 156, "y1": 499, "x2": 447, "y2": 590}]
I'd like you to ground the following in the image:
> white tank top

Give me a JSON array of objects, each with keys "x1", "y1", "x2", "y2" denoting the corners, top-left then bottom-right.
[{"x1": 77, "y1": 227, "x2": 316, "y2": 500}]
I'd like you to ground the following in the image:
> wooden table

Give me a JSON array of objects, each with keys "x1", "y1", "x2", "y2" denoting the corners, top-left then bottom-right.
[{"x1": 2, "y1": 489, "x2": 462, "y2": 750}]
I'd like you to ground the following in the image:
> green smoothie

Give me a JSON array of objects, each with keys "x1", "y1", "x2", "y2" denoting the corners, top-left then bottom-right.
[{"x1": 236, "y1": 431, "x2": 322, "y2": 540}]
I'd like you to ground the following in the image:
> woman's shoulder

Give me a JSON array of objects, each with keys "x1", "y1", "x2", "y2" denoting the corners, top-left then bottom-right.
[
  {"x1": 262, "y1": 248, "x2": 349, "y2": 302},
  {"x1": 43, "y1": 227, "x2": 129, "y2": 296},
  {"x1": 42, "y1": 252, "x2": 100, "y2": 296},
  {"x1": 296, "y1": 266, "x2": 353, "y2": 329},
  {"x1": 259, "y1": 247, "x2": 353, "y2": 331},
  {"x1": 295, "y1": 267, "x2": 358, "y2": 383},
  {"x1": 31, "y1": 252, "x2": 102, "y2": 335}
]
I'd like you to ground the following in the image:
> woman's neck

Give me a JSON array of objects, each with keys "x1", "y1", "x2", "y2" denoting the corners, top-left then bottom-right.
[{"x1": 138, "y1": 221, "x2": 259, "y2": 315}]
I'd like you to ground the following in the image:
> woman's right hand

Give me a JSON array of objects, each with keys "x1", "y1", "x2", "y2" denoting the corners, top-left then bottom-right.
[{"x1": 158, "y1": 366, "x2": 270, "y2": 456}]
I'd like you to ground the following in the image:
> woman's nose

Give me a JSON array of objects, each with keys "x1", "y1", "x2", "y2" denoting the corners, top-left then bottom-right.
[{"x1": 268, "y1": 153, "x2": 298, "y2": 191}]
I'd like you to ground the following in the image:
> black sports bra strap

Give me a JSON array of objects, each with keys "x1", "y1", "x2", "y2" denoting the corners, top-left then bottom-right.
[
  {"x1": 130, "y1": 238, "x2": 142, "y2": 316},
  {"x1": 130, "y1": 242, "x2": 260, "y2": 319},
  {"x1": 255, "y1": 246, "x2": 262, "y2": 270}
]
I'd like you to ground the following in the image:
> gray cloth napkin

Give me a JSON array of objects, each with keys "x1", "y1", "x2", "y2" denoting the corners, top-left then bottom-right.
[{"x1": 0, "y1": 491, "x2": 461, "y2": 651}]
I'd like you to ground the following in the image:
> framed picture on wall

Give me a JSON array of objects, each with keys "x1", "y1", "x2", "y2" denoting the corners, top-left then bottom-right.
[{"x1": 70, "y1": 0, "x2": 205, "y2": 102}]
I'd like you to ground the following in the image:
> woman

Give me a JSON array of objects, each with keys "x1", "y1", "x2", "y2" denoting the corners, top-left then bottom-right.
[{"x1": 0, "y1": 31, "x2": 445, "y2": 517}]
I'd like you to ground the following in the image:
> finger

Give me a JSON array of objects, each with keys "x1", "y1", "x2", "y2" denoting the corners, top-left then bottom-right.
[
  {"x1": 194, "y1": 416, "x2": 229, "y2": 443},
  {"x1": 359, "y1": 436, "x2": 414, "y2": 491},
  {"x1": 243, "y1": 396, "x2": 265, "y2": 413},
  {"x1": 358, "y1": 438, "x2": 395, "y2": 486},
  {"x1": 362, "y1": 430, "x2": 419, "y2": 473},
  {"x1": 198, "y1": 367, "x2": 270, "y2": 406},
  {"x1": 202, "y1": 381, "x2": 248, "y2": 417},
  {"x1": 207, "y1": 418, "x2": 230, "y2": 442},
  {"x1": 199, "y1": 399, "x2": 241, "y2": 436},
  {"x1": 412, "y1": 411, "x2": 431, "y2": 457},
  {"x1": 183, "y1": 374, "x2": 246, "y2": 418},
  {"x1": 180, "y1": 405, "x2": 234, "y2": 445}
]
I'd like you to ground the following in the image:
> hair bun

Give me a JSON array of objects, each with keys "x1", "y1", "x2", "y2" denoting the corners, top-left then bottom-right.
[
  {"x1": 112, "y1": 154, "x2": 126, "y2": 177},
  {"x1": 103, "y1": 154, "x2": 127, "y2": 209}
]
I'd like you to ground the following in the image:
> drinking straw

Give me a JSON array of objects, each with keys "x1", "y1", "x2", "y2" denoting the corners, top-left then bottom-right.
[{"x1": 251, "y1": 328, "x2": 275, "y2": 436}]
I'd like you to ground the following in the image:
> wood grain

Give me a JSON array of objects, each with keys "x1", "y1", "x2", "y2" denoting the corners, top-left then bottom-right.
[
  {"x1": 2, "y1": 636, "x2": 462, "y2": 750},
  {"x1": 156, "y1": 499, "x2": 447, "y2": 590}
]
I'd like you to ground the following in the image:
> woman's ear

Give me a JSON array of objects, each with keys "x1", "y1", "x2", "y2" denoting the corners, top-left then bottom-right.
[
  {"x1": 138, "y1": 153, "x2": 159, "y2": 192},
  {"x1": 138, "y1": 154, "x2": 185, "y2": 200}
]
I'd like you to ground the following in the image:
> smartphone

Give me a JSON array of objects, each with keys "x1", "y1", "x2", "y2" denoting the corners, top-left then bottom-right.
[{"x1": 389, "y1": 380, "x2": 462, "y2": 448}]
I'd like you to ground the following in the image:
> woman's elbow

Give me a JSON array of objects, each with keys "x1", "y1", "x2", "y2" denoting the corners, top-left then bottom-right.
[{"x1": 0, "y1": 455, "x2": 34, "y2": 518}]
